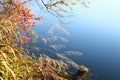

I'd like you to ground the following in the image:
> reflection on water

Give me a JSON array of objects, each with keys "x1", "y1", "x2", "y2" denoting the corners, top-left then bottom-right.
[
  {"x1": 29, "y1": 20, "x2": 120, "y2": 80},
  {"x1": 28, "y1": 23, "x2": 83, "y2": 74}
]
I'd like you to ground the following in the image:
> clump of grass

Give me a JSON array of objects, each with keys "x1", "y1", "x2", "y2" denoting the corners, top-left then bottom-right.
[{"x1": 0, "y1": 44, "x2": 89, "y2": 80}]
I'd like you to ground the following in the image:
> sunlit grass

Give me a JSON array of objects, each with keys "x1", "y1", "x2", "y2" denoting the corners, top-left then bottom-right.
[{"x1": 0, "y1": 45, "x2": 71, "y2": 80}]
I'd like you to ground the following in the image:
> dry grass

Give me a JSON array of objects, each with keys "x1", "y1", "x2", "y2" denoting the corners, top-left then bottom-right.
[
  {"x1": 0, "y1": 44, "x2": 73, "y2": 80},
  {"x1": 0, "y1": 44, "x2": 89, "y2": 80}
]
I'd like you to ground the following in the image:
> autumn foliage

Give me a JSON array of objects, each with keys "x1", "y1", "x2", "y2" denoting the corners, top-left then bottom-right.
[{"x1": 0, "y1": 0, "x2": 42, "y2": 44}]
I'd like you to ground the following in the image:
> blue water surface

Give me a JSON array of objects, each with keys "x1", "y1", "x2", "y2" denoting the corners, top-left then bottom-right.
[{"x1": 29, "y1": 0, "x2": 120, "y2": 80}]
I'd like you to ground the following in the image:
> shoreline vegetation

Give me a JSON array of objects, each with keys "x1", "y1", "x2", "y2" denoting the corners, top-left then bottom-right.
[
  {"x1": 0, "y1": 44, "x2": 89, "y2": 80},
  {"x1": 0, "y1": 0, "x2": 89, "y2": 80}
]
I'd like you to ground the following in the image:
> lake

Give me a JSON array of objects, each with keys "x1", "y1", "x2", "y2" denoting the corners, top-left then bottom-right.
[{"x1": 29, "y1": 0, "x2": 120, "y2": 80}]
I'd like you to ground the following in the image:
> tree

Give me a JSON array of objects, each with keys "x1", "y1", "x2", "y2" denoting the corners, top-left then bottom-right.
[{"x1": 27, "y1": 0, "x2": 89, "y2": 23}]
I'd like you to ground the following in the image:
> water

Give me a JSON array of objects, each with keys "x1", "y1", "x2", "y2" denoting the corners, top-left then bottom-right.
[
  {"x1": 31, "y1": 18, "x2": 120, "y2": 80},
  {"x1": 66, "y1": 22, "x2": 120, "y2": 80},
  {"x1": 29, "y1": 0, "x2": 120, "y2": 80}
]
